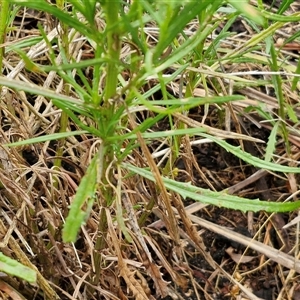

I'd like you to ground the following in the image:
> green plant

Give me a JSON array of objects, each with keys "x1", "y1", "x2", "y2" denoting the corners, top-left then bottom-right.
[{"x1": 2, "y1": 0, "x2": 300, "y2": 298}]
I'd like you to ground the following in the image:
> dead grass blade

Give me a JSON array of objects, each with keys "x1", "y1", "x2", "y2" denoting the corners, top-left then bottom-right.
[
  {"x1": 122, "y1": 191, "x2": 170, "y2": 298},
  {"x1": 6, "y1": 27, "x2": 59, "y2": 80},
  {"x1": 143, "y1": 233, "x2": 187, "y2": 290},
  {"x1": 127, "y1": 111, "x2": 180, "y2": 246},
  {"x1": 140, "y1": 251, "x2": 170, "y2": 299},
  {"x1": 173, "y1": 112, "x2": 265, "y2": 143},
  {"x1": 0, "y1": 172, "x2": 35, "y2": 210},
  {"x1": 171, "y1": 193, "x2": 217, "y2": 269},
  {"x1": 0, "y1": 280, "x2": 26, "y2": 300},
  {"x1": 189, "y1": 215, "x2": 300, "y2": 273},
  {"x1": 106, "y1": 209, "x2": 151, "y2": 300},
  {"x1": 225, "y1": 246, "x2": 257, "y2": 264}
]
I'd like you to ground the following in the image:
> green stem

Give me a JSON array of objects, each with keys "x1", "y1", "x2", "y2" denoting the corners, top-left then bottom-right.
[
  {"x1": 0, "y1": 0, "x2": 10, "y2": 76},
  {"x1": 102, "y1": 0, "x2": 121, "y2": 102},
  {"x1": 91, "y1": 143, "x2": 114, "y2": 285},
  {"x1": 269, "y1": 44, "x2": 290, "y2": 153}
]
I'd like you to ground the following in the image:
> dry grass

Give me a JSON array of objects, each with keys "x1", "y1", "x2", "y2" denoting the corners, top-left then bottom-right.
[{"x1": 0, "y1": 2, "x2": 300, "y2": 300}]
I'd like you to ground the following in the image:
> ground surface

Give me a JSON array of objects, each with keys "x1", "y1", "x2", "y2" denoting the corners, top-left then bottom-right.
[{"x1": 0, "y1": 1, "x2": 300, "y2": 300}]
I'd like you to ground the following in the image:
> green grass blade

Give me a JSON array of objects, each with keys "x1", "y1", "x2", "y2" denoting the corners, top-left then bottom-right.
[
  {"x1": 10, "y1": 0, "x2": 95, "y2": 40},
  {"x1": 138, "y1": 95, "x2": 245, "y2": 115},
  {"x1": 277, "y1": 0, "x2": 295, "y2": 14},
  {"x1": 4, "y1": 131, "x2": 88, "y2": 147},
  {"x1": 6, "y1": 36, "x2": 43, "y2": 52},
  {"x1": 261, "y1": 10, "x2": 300, "y2": 22},
  {"x1": 292, "y1": 57, "x2": 300, "y2": 91},
  {"x1": 0, "y1": 0, "x2": 11, "y2": 74},
  {"x1": 126, "y1": 127, "x2": 206, "y2": 140},
  {"x1": 149, "y1": 23, "x2": 219, "y2": 75},
  {"x1": 200, "y1": 132, "x2": 300, "y2": 173},
  {"x1": 227, "y1": 0, "x2": 265, "y2": 25},
  {"x1": 0, "y1": 76, "x2": 85, "y2": 105},
  {"x1": 124, "y1": 164, "x2": 300, "y2": 213},
  {"x1": 152, "y1": 0, "x2": 223, "y2": 61},
  {"x1": 63, "y1": 154, "x2": 98, "y2": 243},
  {"x1": 0, "y1": 252, "x2": 36, "y2": 283},
  {"x1": 265, "y1": 121, "x2": 279, "y2": 162},
  {"x1": 41, "y1": 57, "x2": 111, "y2": 73}
]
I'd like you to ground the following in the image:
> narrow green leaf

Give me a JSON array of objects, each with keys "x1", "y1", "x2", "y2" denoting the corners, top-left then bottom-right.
[
  {"x1": 199, "y1": 133, "x2": 300, "y2": 173},
  {"x1": 152, "y1": 1, "x2": 217, "y2": 61},
  {"x1": 41, "y1": 57, "x2": 111, "y2": 72},
  {"x1": 145, "y1": 95, "x2": 245, "y2": 107},
  {"x1": 227, "y1": 0, "x2": 265, "y2": 25},
  {"x1": 265, "y1": 122, "x2": 278, "y2": 162},
  {"x1": 11, "y1": 46, "x2": 46, "y2": 74},
  {"x1": 63, "y1": 154, "x2": 98, "y2": 243},
  {"x1": 4, "y1": 131, "x2": 88, "y2": 147},
  {"x1": 292, "y1": 57, "x2": 300, "y2": 91},
  {"x1": 52, "y1": 100, "x2": 102, "y2": 136},
  {"x1": 10, "y1": 0, "x2": 95, "y2": 40},
  {"x1": 0, "y1": 76, "x2": 85, "y2": 105},
  {"x1": 134, "y1": 127, "x2": 206, "y2": 139},
  {"x1": 286, "y1": 104, "x2": 298, "y2": 123},
  {"x1": 261, "y1": 10, "x2": 300, "y2": 22},
  {"x1": 150, "y1": 23, "x2": 218, "y2": 75},
  {"x1": 123, "y1": 164, "x2": 300, "y2": 213},
  {"x1": 6, "y1": 36, "x2": 43, "y2": 52},
  {"x1": 277, "y1": 0, "x2": 295, "y2": 14},
  {"x1": 0, "y1": 253, "x2": 36, "y2": 283}
]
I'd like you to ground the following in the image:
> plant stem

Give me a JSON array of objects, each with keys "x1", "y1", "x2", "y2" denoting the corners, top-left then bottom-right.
[
  {"x1": 91, "y1": 143, "x2": 114, "y2": 285},
  {"x1": 269, "y1": 44, "x2": 290, "y2": 153},
  {"x1": 102, "y1": 0, "x2": 121, "y2": 102},
  {"x1": 0, "y1": 0, "x2": 10, "y2": 76}
]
